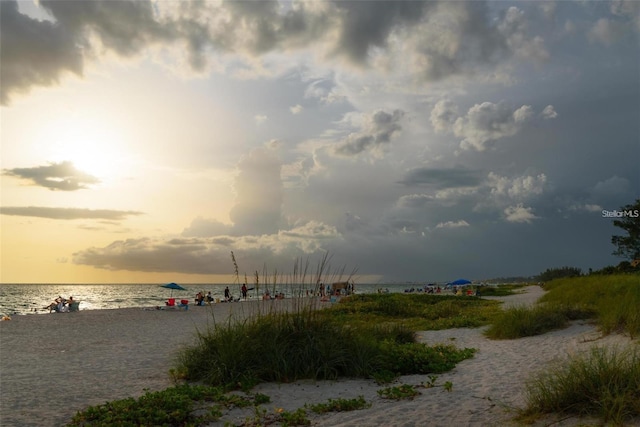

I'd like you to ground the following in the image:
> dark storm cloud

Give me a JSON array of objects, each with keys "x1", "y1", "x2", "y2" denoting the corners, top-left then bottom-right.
[
  {"x1": 1, "y1": 0, "x2": 557, "y2": 105},
  {"x1": 0, "y1": 0, "x2": 83, "y2": 105},
  {"x1": 400, "y1": 167, "x2": 482, "y2": 188},
  {"x1": 3, "y1": 161, "x2": 100, "y2": 191},
  {"x1": 0, "y1": 0, "x2": 189, "y2": 104},
  {"x1": 330, "y1": 0, "x2": 430, "y2": 64},
  {"x1": 0, "y1": 206, "x2": 142, "y2": 220}
]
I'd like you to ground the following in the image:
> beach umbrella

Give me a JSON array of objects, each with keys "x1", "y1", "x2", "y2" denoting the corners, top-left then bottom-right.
[
  {"x1": 448, "y1": 279, "x2": 472, "y2": 286},
  {"x1": 161, "y1": 282, "x2": 186, "y2": 297}
]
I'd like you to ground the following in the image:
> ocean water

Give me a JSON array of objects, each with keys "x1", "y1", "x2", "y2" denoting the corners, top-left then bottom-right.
[{"x1": 0, "y1": 282, "x2": 417, "y2": 316}]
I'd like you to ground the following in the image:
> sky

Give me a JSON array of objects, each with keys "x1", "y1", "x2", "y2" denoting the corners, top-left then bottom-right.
[{"x1": 1, "y1": 0, "x2": 639, "y2": 284}]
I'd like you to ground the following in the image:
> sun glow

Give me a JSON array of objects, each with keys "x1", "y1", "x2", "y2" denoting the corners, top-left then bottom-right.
[{"x1": 41, "y1": 115, "x2": 133, "y2": 183}]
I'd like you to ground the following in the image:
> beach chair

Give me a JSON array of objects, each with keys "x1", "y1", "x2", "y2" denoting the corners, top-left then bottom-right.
[
  {"x1": 68, "y1": 301, "x2": 80, "y2": 312},
  {"x1": 178, "y1": 299, "x2": 189, "y2": 310},
  {"x1": 166, "y1": 298, "x2": 176, "y2": 307}
]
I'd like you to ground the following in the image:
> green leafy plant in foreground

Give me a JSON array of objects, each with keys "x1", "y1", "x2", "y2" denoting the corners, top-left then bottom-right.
[
  {"x1": 307, "y1": 396, "x2": 371, "y2": 413},
  {"x1": 377, "y1": 384, "x2": 421, "y2": 400},
  {"x1": 67, "y1": 384, "x2": 234, "y2": 426}
]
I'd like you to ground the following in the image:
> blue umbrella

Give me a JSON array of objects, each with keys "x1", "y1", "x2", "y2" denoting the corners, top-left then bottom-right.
[
  {"x1": 161, "y1": 282, "x2": 186, "y2": 297},
  {"x1": 448, "y1": 279, "x2": 472, "y2": 286}
]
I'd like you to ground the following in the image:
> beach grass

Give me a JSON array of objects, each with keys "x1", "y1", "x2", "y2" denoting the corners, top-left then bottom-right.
[
  {"x1": 328, "y1": 293, "x2": 502, "y2": 331},
  {"x1": 540, "y1": 274, "x2": 640, "y2": 338},
  {"x1": 521, "y1": 345, "x2": 640, "y2": 425},
  {"x1": 173, "y1": 298, "x2": 479, "y2": 388},
  {"x1": 485, "y1": 274, "x2": 639, "y2": 340},
  {"x1": 483, "y1": 302, "x2": 594, "y2": 339}
]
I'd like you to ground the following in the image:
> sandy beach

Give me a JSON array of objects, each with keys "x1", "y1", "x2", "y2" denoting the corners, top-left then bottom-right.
[{"x1": 1, "y1": 287, "x2": 638, "y2": 427}]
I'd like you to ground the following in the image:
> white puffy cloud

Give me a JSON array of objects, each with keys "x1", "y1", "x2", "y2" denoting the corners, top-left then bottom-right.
[
  {"x1": 488, "y1": 172, "x2": 547, "y2": 200},
  {"x1": 541, "y1": 105, "x2": 558, "y2": 119},
  {"x1": 436, "y1": 220, "x2": 470, "y2": 229},
  {"x1": 453, "y1": 101, "x2": 535, "y2": 151},
  {"x1": 430, "y1": 99, "x2": 459, "y2": 133},
  {"x1": 504, "y1": 204, "x2": 538, "y2": 223},
  {"x1": 430, "y1": 99, "x2": 554, "y2": 151},
  {"x1": 498, "y1": 7, "x2": 549, "y2": 63}
]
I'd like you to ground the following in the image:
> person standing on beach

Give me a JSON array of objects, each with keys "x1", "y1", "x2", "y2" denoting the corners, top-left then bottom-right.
[
  {"x1": 241, "y1": 283, "x2": 248, "y2": 299},
  {"x1": 224, "y1": 286, "x2": 230, "y2": 301}
]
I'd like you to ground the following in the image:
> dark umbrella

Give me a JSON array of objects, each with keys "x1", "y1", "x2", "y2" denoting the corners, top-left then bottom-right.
[
  {"x1": 448, "y1": 279, "x2": 472, "y2": 286},
  {"x1": 161, "y1": 282, "x2": 186, "y2": 297}
]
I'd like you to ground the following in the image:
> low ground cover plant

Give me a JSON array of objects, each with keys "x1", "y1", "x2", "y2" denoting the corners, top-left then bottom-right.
[{"x1": 67, "y1": 384, "x2": 248, "y2": 426}]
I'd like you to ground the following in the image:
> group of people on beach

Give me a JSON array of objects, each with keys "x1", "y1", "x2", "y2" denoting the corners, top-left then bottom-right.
[
  {"x1": 194, "y1": 291, "x2": 214, "y2": 306},
  {"x1": 45, "y1": 296, "x2": 77, "y2": 313}
]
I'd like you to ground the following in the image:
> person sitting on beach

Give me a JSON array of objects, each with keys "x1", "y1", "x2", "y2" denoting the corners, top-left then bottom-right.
[
  {"x1": 206, "y1": 292, "x2": 213, "y2": 303},
  {"x1": 262, "y1": 291, "x2": 271, "y2": 301},
  {"x1": 195, "y1": 292, "x2": 204, "y2": 306}
]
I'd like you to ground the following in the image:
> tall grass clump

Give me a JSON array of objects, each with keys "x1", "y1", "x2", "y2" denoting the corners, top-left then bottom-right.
[
  {"x1": 175, "y1": 306, "x2": 476, "y2": 388},
  {"x1": 540, "y1": 274, "x2": 640, "y2": 338},
  {"x1": 523, "y1": 345, "x2": 640, "y2": 425},
  {"x1": 484, "y1": 302, "x2": 595, "y2": 340}
]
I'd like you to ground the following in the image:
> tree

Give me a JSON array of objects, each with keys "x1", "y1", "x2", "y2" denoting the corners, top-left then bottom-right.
[
  {"x1": 537, "y1": 266, "x2": 582, "y2": 282},
  {"x1": 611, "y1": 199, "x2": 640, "y2": 260}
]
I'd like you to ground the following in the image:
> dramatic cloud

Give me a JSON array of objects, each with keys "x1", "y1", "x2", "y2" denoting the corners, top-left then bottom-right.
[
  {"x1": 73, "y1": 220, "x2": 342, "y2": 274},
  {"x1": 1, "y1": 0, "x2": 560, "y2": 105},
  {"x1": 3, "y1": 161, "x2": 100, "y2": 191},
  {"x1": 0, "y1": 206, "x2": 142, "y2": 220},
  {"x1": 2, "y1": 1, "x2": 638, "y2": 283}
]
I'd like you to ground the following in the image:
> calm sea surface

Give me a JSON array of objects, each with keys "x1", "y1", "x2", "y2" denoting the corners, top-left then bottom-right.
[{"x1": 0, "y1": 283, "x2": 419, "y2": 316}]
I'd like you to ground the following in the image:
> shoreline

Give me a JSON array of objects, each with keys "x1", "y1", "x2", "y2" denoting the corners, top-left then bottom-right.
[{"x1": 1, "y1": 288, "x2": 637, "y2": 427}]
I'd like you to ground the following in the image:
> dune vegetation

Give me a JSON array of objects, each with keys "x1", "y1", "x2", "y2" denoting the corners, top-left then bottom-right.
[
  {"x1": 485, "y1": 274, "x2": 639, "y2": 340},
  {"x1": 67, "y1": 272, "x2": 639, "y2": 426},
  {"x1": 484, "y1": 273, "x2": 640, "y2": 425}
]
